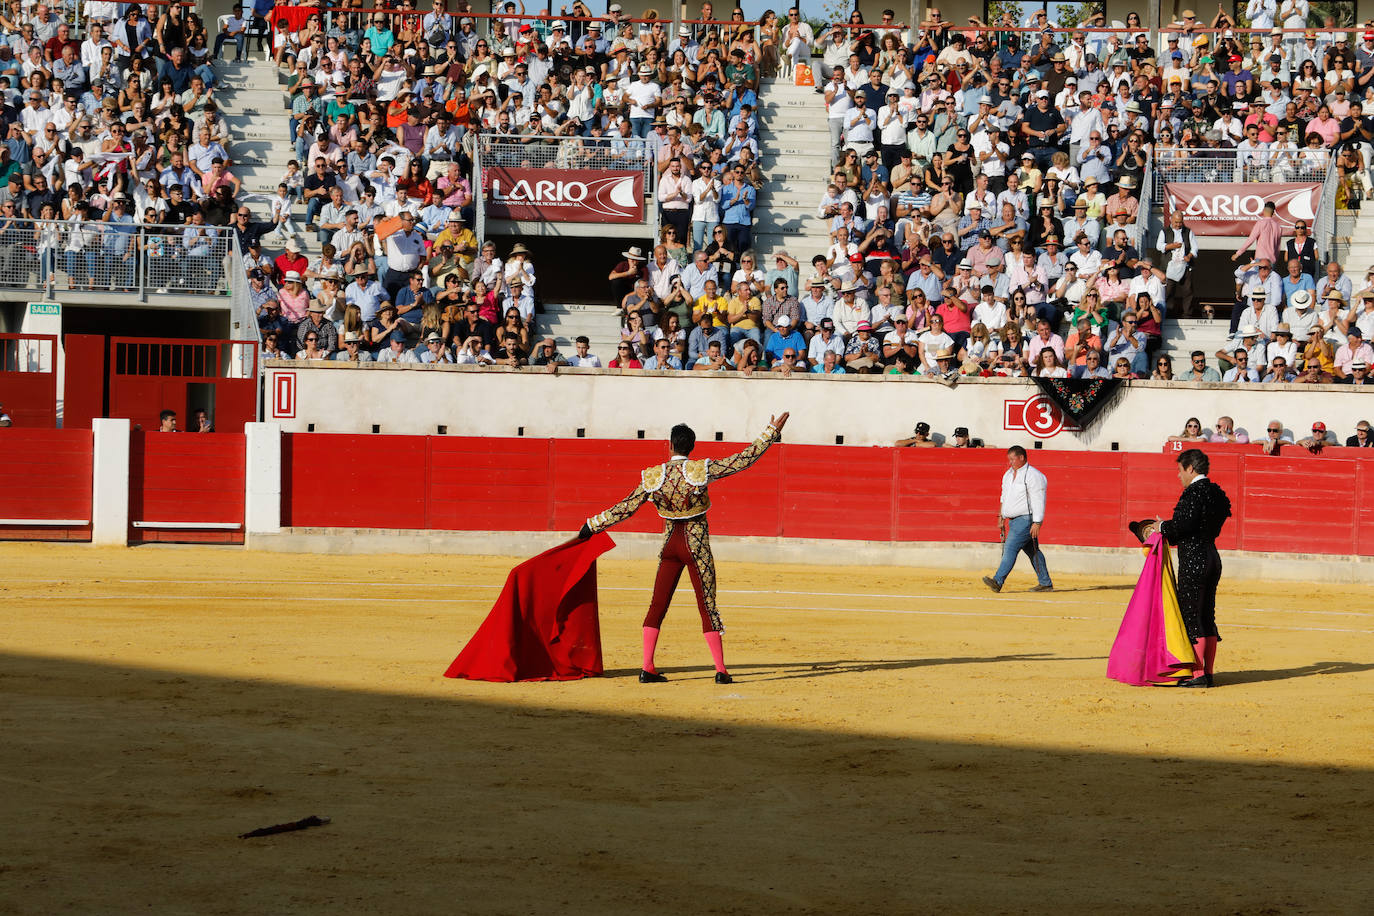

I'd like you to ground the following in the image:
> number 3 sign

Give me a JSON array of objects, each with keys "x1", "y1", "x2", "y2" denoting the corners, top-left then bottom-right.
[{"x1": 1004, "y1": 394, "x2": 1080, "y2": 439}]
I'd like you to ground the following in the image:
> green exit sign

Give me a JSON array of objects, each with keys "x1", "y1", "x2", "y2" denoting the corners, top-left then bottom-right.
[{"x1": 28, "y1": 302, "x2": 60, "y2": 315}]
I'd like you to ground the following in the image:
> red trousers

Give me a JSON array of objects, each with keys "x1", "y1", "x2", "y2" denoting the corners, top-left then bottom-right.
[{"x1": 645, "y1": 522, "x2": 714, "y2": 632}]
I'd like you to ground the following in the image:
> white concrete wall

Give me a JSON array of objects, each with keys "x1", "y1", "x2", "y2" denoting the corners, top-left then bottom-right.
[
  {"x1": 262, "y1": 361, "x2": 1373, "y2": 452},
  {"x1": 244, "y1": 422, "x2": 282, "y2": 543},
  {"x1": 91, "y1": 418, "x2": 129, "y2": 546}
]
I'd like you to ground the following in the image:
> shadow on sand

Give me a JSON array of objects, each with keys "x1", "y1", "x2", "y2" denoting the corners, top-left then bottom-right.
[{"x1": 2, "y1": 651, "x2": 1372, "y2": 913}]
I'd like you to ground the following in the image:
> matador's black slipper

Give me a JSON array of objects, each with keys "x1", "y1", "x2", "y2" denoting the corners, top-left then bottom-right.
[
  {"x1": 714, "y1": 672, "x2": 733, "y2": 685},
  {"x1": 1179, "y1": 673, "x2": 1214, "y2": 688},
  {"x1": 639, "y1": 669, "x2": 668, "y2": 683}
]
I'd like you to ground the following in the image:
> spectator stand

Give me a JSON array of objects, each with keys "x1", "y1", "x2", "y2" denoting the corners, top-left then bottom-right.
[{"x1": 247, "y1": 8, "x2": 1374, "y2": 385}]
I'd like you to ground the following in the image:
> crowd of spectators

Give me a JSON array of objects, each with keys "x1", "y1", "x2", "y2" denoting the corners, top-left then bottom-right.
[
  {"x1": 1168, "y1": 413, "x2": 1372, "y2": 449},
  {"x1": 0, "y1": 0, "x2": 252, "y2": 294},
  {"x1": 254, "y1": 0, "x2": 774, "y2": 364},
  {"x1": 582, "y1": 3, "x2": 1374, "y2": 379},
  {"x1": 242, "y1": 0, "x2": 1374, "y2": 383}
]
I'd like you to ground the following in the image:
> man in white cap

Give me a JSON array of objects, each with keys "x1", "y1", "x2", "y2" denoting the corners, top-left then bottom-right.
[
  {"x1": 763, "y1": 312, "x2": 806, "y2": 365},
  {"x1": 1216, "y1": 323, "x2": 1267, "y2": 375},
  {"x1": 626, "y1": 61, "x2": 661, "y2": 137},
  {"x1": 831, "y1": 280, "x2": 869, "y2": 338},
  {"x1": 334, "y1": 331, "x2": 374, "y2": 363},
  {"x1": 608, "y1": 245, "x2": 648, "y2": 303},
  {"x1": 1286, "y1": 289, "x2": 1319, "y2": 341},
  {"x1": 419, "y1": 331, "x2": 453, "y2": 364}
]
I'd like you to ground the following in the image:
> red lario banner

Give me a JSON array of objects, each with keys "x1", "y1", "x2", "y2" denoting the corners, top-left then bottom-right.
[
  {"x1": 1162, "y1": 182, "x2": 1321, "y2": 236},
  {"x1": 482, "y1": 168, "x2": 644, "y2": 223}
]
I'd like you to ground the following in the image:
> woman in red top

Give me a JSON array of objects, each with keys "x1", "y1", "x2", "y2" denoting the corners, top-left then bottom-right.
[
  {"x1": 398, "y1": 158, "x2": 433, "y2": 201},
  {"x1": 1131, "y1": 291, "x2": 1164, "y2": 367},
  {"x1": 609, "y1": 343, "x2": 643, "y2": 369}
]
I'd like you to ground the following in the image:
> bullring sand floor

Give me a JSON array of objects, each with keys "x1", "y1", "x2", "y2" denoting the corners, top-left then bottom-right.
[{"x1": 3, "y1": 542, "x2": 1373, "y2": 914}]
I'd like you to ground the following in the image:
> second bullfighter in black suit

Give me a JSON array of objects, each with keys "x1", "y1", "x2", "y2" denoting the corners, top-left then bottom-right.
[{"x1": 1159, "y1": 448, "x2": 1233, "y2": 688}]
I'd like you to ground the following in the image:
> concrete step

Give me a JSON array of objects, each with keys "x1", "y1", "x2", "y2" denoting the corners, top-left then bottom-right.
[
  {"x1": 759, "y1": 146, "x2": 831, "y2": 162},
  {"x1": 757, "y1": 144, "x2": 831, "y2": 160},
  {"x1": 758, "y1": 191, "x2": 826, "y2": 210},
  {"x1": 757, "y1": 114, "x2": 829, "y2": 130},
  {"x1": 751, "y1": 230, "x2": 832, "y2": 256},
  {"x1": 758, "y1": 96, "x2": 827, "y2": 110},
  {"x1": 540, "y1": 302, "x2": 621, "y2": 353},
  {"x1": 760, "y1": 82, "x2": 827, "y2": 96},
  {"x1": 214, "y1": 59, "x2": 287, "y2": 90},
  {"x1": 215, "y1": 86, "x2": 288, "y2": 109},
  {"x1": 764, "y1": 117, "x2": 832, "y2": 133},
  {"x1": 233, "y1": 163, "x2": 293, "y2": 186},
  {"x1": 761, "y1": 177, "x2": 831, "y2": 194},
  {"x1": 229, "y1": 138, "x2": 295, "y2": 167},
  {"x1": 752, "y1": 202, "x2": 825, "y2": 222},
  {"x1": 764, "y1": 164, "x2": 832, "y2": 183}
]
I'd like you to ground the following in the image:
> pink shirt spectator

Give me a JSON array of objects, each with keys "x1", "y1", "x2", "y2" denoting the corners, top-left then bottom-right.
[
  {"x1": 935, "y1": 301, "x2": 971, "y2": 334},
  {"x1": 1028, "y1": 330, "x2": 1065, "y2": 364},
  {"x1": 1234, "y1": 215, "x2": 1282, "y2": 264},
  {"x1": 1334, "y1": 341, "x2": 1374, "y2": 375},
  {"x1": 968, "y1": 242, "x2": 1003, "y2": 276},
  {"x1": 278, "y1": 286, "x2": 310, "y2": 322}
]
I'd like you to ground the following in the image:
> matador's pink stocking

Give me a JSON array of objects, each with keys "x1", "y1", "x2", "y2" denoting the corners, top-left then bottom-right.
[
  {"x1": 703, "y1": 631, "x2": 727, "y2": 674},
  {"x1": 642, "y1": 626, "x2": 661, "y2": 674}
]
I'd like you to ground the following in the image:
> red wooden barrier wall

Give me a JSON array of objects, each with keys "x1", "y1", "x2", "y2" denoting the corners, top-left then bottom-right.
[
  {"x1": 0, "y1": 428, "x2": 92, "y2": 541},
  {"x1": 280, "y1": 434, "x2": 1374, "y2": 556},
  {"x1": 128, "y1": 432, "x2": 246, "y2": 544}
]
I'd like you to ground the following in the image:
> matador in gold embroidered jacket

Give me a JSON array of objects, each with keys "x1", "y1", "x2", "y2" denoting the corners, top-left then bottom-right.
[{"x1": 584, "y1": 421, "x2": 782, "y2": 632}]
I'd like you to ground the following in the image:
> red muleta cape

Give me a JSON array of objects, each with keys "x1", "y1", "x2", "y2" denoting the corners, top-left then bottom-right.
[{"x1": 444, "y1": 532, "x2": 615, "y2": 682}]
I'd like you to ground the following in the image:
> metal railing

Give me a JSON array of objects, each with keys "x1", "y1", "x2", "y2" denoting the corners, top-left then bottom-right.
[
  {"x1": 1313, "y1": 161, "x2": 1343, "y2": 267},
  {"x1": 1151, "y1": 148, "x2": 1331, "y2": 206},
  {"x1": 0, "y1": 218, "x2": 235, "y2": 300},
  {"x1": 1134, "y1": 157, "x2": 1153, "y2": 247},
  {"x1": 474, "y1": 132, "x2": 657, "y2": 188}
]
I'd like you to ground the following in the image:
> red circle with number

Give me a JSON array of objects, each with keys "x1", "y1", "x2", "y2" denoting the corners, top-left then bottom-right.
[{"x1": 1021, "y1": 394, "x2": 1066, "y2": 439}]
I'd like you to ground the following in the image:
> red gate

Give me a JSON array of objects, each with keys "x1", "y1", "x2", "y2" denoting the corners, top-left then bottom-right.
[
  {"x1": 108, "y1": 337, "x2": 259, "y2": 433},
  {"x1": 0, "y1": 334, "x2": 58, "y2": 427},
  {"x1": 128, "y1": 430, "x2": 246, "y2": 544}
]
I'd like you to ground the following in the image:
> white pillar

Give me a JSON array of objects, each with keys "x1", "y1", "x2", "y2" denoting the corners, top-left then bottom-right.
[
  {"x1": 244, "y1": 422, "x2": 282, "y2": 544},
  {"x1": 91, "y1": 418, "x2": 129, "y2": 546}
]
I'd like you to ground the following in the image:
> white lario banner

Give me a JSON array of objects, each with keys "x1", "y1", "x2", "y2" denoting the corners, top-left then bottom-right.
[{"x1": 1162, "y1": 182, "x2": 1321, "y2": 236}]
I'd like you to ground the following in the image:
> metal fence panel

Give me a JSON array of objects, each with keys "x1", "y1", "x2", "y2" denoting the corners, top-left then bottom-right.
[
  {"x1": 0, "y1": 218, "x2": 233, "y2": 299},
  {"x1": 475, "y1": 133, "x2": 656, "y2": 190},
  {"x1": 1152, "y1": 149, "x2": 1330, "y2": 206}
]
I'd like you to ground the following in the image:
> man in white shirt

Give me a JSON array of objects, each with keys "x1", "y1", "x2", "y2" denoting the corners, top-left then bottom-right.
[
  {"x1": 1156, "y1": 211, "x2": 1199, "y2": 317},
  {"x1": 983, "y1": 445, "x2": 1053, "y2": 592},
  {"x1": 657, "y1": 155, "x2": 692, "y2": 242},
  {"x1": 1247, "y1": 0, "x2": 1277, "y2": 30},
  {"x1": 842, "y1": 91, "x2": 875, "y2": 158},
  {"x1": 626, "y1": 63, "x2": 661, "y2": 137},
  {"x1": 382, "y1": 212, "x2": 426, "y2": 296},
  {"x1": 569, "y1": 336, "x2": 602, "y2": 367},
  {"x1": 876, "y1": 91, "x2": 907, "y2": 171}
]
